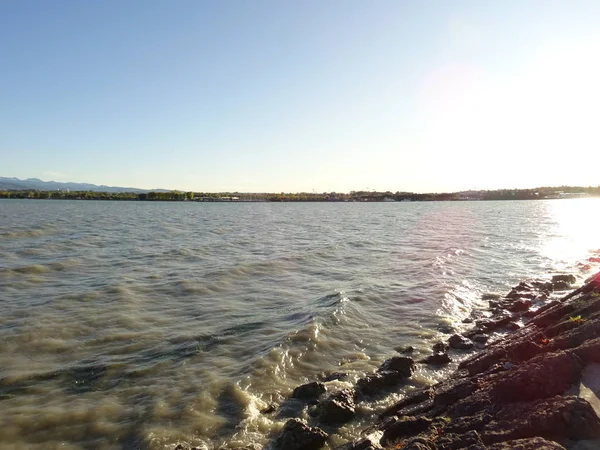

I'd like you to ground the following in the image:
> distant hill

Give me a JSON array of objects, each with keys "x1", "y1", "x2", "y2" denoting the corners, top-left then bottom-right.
[{"x1": 0, "y1": 177, "x2": 167, "y2": 193}]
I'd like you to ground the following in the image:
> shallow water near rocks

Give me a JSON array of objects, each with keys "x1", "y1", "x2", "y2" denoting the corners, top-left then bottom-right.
[{"x1": 1, "y1": 198, "x2": 599, "y2": 449}]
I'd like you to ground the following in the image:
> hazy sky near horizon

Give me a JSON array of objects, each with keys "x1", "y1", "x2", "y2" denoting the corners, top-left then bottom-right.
[{"x1": 2, "y1": 1, "x2": 600, "y2": 192}]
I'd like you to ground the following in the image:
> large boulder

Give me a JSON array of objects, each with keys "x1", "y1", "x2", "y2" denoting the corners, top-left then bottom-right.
[
  {"x1": 421, "y1": 353, "x2": 452, "y2": 365},
  {"x1": 448, "y1": 334, "x2": 474, "y2": 350},
  {"x1": 357, "y1": 371, "x2": 408, "y2": 395},
  {"x1": 315, "y1": 389, "x2": 356, "y2": 424},
  {"x1": 378, "y1": 356, "x2": 416, "y2": 377},
  {"x1": 552, "y1": 274, "x2": 576, "y2": 284},
  {"x1": 292, "y1": 382, "x2": 326, "y2": 399},
  {"x1": 507, "y1": 299, "x2": 532, "y2": 313},
  {"x1": 272, "y1": 419, "x2": 328, "y2": 450}
]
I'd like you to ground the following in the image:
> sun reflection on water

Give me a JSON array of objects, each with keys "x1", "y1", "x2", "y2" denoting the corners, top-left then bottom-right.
[{"x1": 542, "y1": 198, "x2": 600, "y2": 268}]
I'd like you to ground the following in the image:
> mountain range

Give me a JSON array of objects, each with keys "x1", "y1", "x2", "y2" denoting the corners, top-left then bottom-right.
[{"x1": 0, "y1": 177, "x2": 167, "y2": 193}]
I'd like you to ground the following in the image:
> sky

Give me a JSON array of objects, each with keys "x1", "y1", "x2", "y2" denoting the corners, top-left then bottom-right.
[{"x1": 1, "y1": 1, "x2": 600, "y2": 193}]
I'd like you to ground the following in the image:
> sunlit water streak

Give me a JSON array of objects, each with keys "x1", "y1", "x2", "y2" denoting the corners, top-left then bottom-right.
[{"x1": 0, "y1": 198, "x2": 599, "y2": 449}]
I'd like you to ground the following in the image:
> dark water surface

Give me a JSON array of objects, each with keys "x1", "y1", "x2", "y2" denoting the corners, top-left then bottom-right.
[{"x1": 1, "y1": 199, "x2": 599, "y2": 449}]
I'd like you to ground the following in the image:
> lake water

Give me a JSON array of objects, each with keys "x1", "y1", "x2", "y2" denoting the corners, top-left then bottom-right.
[{"x1": 1, "y1": 199, "x2": 599, "y2": 450}]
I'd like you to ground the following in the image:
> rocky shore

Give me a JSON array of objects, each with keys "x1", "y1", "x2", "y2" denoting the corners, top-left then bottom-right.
[{"x1": 179, "y1": 271, "x2": 600, "y2": 450}]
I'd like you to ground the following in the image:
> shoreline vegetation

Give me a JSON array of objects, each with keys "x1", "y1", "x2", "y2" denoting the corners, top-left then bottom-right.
[
  {"x1": 187, "y1": 270, "x2": 600, "y2": 450},
  {"x1": 1, "y1": 186, "x2": 599, "y2": 203}
]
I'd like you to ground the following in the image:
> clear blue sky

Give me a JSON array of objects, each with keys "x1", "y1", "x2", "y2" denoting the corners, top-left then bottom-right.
[{"x1": 2, "y1": 1, "x2": 599, "y2": 192}]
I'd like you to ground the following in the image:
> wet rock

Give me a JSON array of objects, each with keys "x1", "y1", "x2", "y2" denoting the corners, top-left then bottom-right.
[
  {"x1": 357, "y1": 370, "x2": 409, "y2": 395},
  {"x1": 292, "y1": 382, "x2": 326, "y2": 399},
  {"x1": 260, "y1": 404, "x2": 276, "y2": 414},
  {"x1": 476, "y1": 314, "x2": 512, "y2": 331},
  {"x1": 462, "y1": 317, "x2": 474, "y2": 324},
  {"x1": 506, "y1": 321, "x2": 521, "y2": 331},
  {"x1": 227, "y1": 446, "x2": 262, "y2": 450},
  {"x1": 322, "y1": 372, "x2": 348, "y2": 382},
  {"x1": 379, "y1": 387, "x2": 434, "y2": 418},
  {"x1": 552, "y1": 280, "x2": 572, "y2": 291},
  {"x1": 334, "y1": 436, "x2": 383, "y2": 450},
  {"x1": 315, "y1": 389, "x2": 356, "y2": 424},
  {"x1": 173, "y1": 445, "x2": 210, "y2": 450},
  {"x1": 448, "y1": 334, "x2": 474, "y2": 350},
  {"x1": 507, "y1": 299, "x2": 532, "y2": 313},
  {"x1": 393, "y1": 398, "x2": 435, "y2": 418},
  {"x1": 378, "y1": 356, "x2": 416, "y2": 377},
  {"x1": 471, "y1": 333, "x2": 489, "y2": 344},
  {"x1": 487, "y1": 437, "x2": 566, "y2": 449},
  {"x1": 396, "y1": 345, "x2": 415, "y2": 354},
  {"x1": 552, "y1": 274, "x2": 577, "y2": 284},
  {"x1": 272, "y1": 419, "x2": 328, "y2": 450},
  {"x1": 421, "y1": 353, "x2": 452, "y2": 366},
  {"x1": 381, "y1": 416, "x2": 432, "y2": 445},
  {"x1": 432, "y1": 342, "x2": 450, "y2": 353},
  {"x1": 482, "y1": 293, "x2": 502, "y2": 300},
  {"x1": 437, "y1": 323, "x2": 456, "y2": 334},
  {"x1": 521, "y1": 309, "x2": 537, "y2": 319}
]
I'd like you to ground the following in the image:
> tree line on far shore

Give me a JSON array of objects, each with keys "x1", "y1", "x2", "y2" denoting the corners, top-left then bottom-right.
[{"x1": 0, "y1": 185, "x2": 599, "y2": 202}]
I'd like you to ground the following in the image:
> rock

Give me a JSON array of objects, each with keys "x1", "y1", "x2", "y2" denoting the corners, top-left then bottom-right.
[
  {"x1": 472, "y1": 333, "x2": 489, "y2": 344},
  {"x1": 272, "y1": 419, "x2": 328, "y2": 450},
  {"x1": 552, "y1": 280, "x2": 572, "y2": 291},
  {"x1": 378, "y1": 356, "x2": 416, "y2": 377},
  {"x1": 398, "y1": 436, "x2": 437, "y2": 450},
  {"x1": 492, "y1": 350, "x2": 582, "y2": 403},
  {"x1": 356, "y1": 371, "x2": 408, "y2": 395},
  {"x1": 487, "y1": 437, "x2": 566, "y2": 449},
  {"x1": 552, "y1": 274, "x2": 576, "y2": 284},
  {"x1": 381, "y1": 416, "x2": 432, "y2": 445},
  {"x1": 396, "y1": 345, "x2": 415, "y2": 354},
  {"x1": 506, "y1": 321, "x2": 521, "y2": 331},
  {"x1": 433, "y1": 378, "x2": 478, "y2": 408},
  {"x1": 482, "y1": 293, "x2": 502, "y2": 300},
  {"x1": 260, "y1": 404, "x2": 276, "y2": 414},
  {"x1": 462, "y1": 317, "x2": 474, "y2": 324},
  {"x1": 437, "y1": 323, "x2": 456, "y2": 334},
  {"x1": 173, "y1": 445, "x2": 210, "y2": 450},
  {"x1": 379, "y1": 387, "x2": 434, "y2": 418},
  {"x1": 445, "y1": 412, "x2": 493, "y2": 434},
  {"x1": 481, "y1": 396, "x2": 600, "y2": 444},
  {"x1": 507, "y1": 340, "x2": 545, "y2": 362},
  {"x1": 432, "y1": 342, "x2": 450, "y2": 353},
  {"x1": 293, "y1": 382, "x2": 326, "y2": 399},
  {"x1": 476, "y1": 314, "x2": 512, "y2": 331},
  {"x1": 448, "y1": 334, "x2": 474, "y2": 350},
  {"x1": 315, "y1": 389, "x2": 355, "y2": 424},
  {"x1": 227, "y1": 446, "x2": 262, "y2": 450},
  {"x1": 435, "y1": 430, "x2": 484, "y2": 449},
  {"x1": 334, "y1": 436, "x2": 383, "y2": 450},
  {"x1": 322, "y1": 372, "x2": 348, "y2": 382},
  {"x1": 421, "y1": 353, "x2": 452, "y2": 365},
  {"x1": 508, "y1": 299, "x2": 532, "y2": 313}
]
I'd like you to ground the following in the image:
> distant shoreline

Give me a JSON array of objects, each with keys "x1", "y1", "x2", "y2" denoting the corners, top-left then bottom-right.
[{"x1": 1, "y1": 189, "x2": 598, "y2": 203}]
